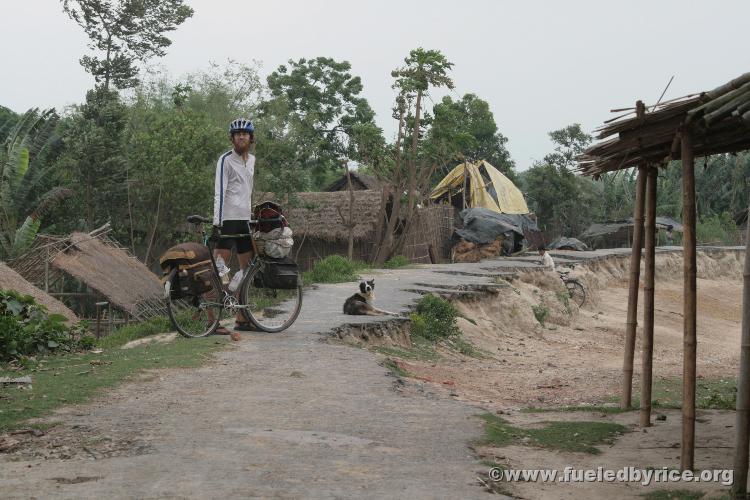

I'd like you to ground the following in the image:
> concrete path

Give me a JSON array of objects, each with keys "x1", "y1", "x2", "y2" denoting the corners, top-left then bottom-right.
[{"x1": 0, "y1": 247, "x2": 740, "y2": 498}]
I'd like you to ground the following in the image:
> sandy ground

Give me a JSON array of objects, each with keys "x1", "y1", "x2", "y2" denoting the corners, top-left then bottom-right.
[
  {"x1": 389, "y1": 250, "x2": 743, "y2": 498},
  {"x1": 396, "y1": 251, "x2": 743, "y2": 410}
]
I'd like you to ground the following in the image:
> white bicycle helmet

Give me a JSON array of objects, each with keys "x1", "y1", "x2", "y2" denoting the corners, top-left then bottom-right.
[{"x1": 229, "y1": 118, "x2": 254, "y2": 135}]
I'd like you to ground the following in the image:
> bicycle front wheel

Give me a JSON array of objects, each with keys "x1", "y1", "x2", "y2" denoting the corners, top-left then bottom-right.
[
  {"x1": 165, "y1": 268, "x2": 226, "y2": 338},
  {"x1": 239, "y1": 266, "x2": 302, "y2": 333},
  {"x1": 566, "y1": 280, "x2": 586, "y2": 308}
]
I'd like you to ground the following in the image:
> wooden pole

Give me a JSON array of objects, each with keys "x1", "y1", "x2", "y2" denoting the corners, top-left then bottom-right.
[
  {"x1": 732, "y1": 184, "x2": 750, "y2": 497},
  {"x1": 622, "y1": 165, "x2": 647, "y2": 408},
  {"x1": 640, "y1": 166, "x2": 658, "y2": 427},
  {"x1": 681, "y1": 128, "x2": 698, "y2": 471}
]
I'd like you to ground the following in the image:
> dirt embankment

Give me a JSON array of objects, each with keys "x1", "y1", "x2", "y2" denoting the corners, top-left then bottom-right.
[{"x1": 391, "y1": 250, "x2": 744, "y2": 410}]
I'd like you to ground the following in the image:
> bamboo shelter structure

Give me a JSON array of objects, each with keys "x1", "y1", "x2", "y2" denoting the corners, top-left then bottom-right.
[
  {"x1": 0, "y1": 262, "x2": 77, "y2": 323},
  {"x1": 11, "y1": 228, "x2": 166, "y2": 325},
  {"x1": 578, "y1": 72, "x2": 750, "y2": 492},
  {"x1": 256, "y1": 190, "x2": 455, "y2": 269}
]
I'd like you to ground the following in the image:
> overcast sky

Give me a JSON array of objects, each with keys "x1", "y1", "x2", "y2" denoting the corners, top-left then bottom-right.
[{"x1": 2, "y1": 0, "x2": 749, "y2": 170}]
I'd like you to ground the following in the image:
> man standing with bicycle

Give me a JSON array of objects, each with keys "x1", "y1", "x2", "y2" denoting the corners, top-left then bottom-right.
[{"x1": 211, "y1": 118, "x2": 256, "y2": 334}]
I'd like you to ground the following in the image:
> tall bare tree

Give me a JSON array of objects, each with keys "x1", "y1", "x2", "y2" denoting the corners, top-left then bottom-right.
[{"x1": 371, "y1": 48, "x2": 454, "y2": 264}]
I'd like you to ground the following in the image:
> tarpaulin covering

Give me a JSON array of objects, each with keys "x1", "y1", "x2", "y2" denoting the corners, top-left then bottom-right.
[
  {"x1": 548, "y1": 237, "x2": 589, "y2": 251},
  {"x1": 454, "y1": 208, "x2": 541, "y2": 254},
  {"x1": 580, "y1": 216, "x2": 683, "y2": 240},
  {"x1": 430, "y1": 160, "x2": 529, "y2": 214}
]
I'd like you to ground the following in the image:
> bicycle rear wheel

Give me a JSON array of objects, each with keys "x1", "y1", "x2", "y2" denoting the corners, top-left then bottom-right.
[
  {"x1": 565, "y1": 280, "x2": 586, "y2": 308},
  {"x1": 239, "y1": 265, "x2": 302, "y2": 333},
  {"x1": 165, "y1": 268, "x2": 226, "y2": 338}
]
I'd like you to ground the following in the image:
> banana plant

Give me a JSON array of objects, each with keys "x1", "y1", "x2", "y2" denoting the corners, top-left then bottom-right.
[{"x1": 0, "y1": 109, "x2": 72, "y2": 260}]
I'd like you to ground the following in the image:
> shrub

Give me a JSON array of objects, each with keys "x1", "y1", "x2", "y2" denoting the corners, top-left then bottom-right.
[
  {"x1": 410, "y1": 294, "x2": 460, "y2": 341},
  {"x1": 303, "y1": 255, "x2": 370, "y2": 284},
  {"x1": 696, "y1": 212, "x2": 740, "y2": 245},
  {"x1": 383, "y1": 255, "x2": 410, "y2": 269},
  {"x1": 0, "y1": 291, "x2": 92, "y2": 362},
  {"x1": 532, "y1": 304, "x2": 550, "y2": 326}
]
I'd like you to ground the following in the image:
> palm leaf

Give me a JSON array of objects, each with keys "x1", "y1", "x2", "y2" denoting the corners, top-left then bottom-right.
[
  {"x1": 11, "y1": 215, "x2": 41, "y2": 258},
  {"x1": 30, "y1": 187, "x2": 74, "y2": 220}
]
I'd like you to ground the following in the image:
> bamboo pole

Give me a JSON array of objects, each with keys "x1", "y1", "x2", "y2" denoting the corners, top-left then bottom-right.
[
  {"x1": 622, "y1": 165, "x2": 647, "y2": 408},
  {"x1": 732, "y1": 185, "x2": 750, "y2": 497},
  {"x1": 640, "y1": 166, "x2": 658, "y2": 427},
  {"x1": 681, "y1": 127, "x2": 697, "y2": 471}
]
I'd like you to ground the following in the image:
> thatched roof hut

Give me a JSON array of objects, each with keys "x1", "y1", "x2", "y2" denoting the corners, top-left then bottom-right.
[
  {"x1": 12, "y1": 231, "x2": 165, "y2": 320},
  {"x1": 323, "y1": 172, "x2": 384, "y2": 192},
  {"x1": 0, "y1": 262, "x2": 77, "y2": 322}
]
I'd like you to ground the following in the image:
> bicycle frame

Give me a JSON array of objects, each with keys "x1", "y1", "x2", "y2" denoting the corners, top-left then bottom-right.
[{"x1": 194, "y1": 220, "x2": 268, "y2": 313}]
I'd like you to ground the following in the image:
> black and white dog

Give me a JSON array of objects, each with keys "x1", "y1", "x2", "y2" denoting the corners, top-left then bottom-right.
[{"x1": 343, "y1": 279, "x2": 395, "y2": 316}]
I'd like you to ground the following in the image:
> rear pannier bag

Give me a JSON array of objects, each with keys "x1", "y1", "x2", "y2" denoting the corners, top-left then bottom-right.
[
  {"x1": 254, "y1": 256, "x2": 300, "y2": 289},
  {"x1": 159, "y1": 242, "x2": 213, "y2": 298}
]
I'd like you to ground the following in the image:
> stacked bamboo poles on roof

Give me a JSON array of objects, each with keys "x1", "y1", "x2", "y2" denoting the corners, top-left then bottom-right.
[{"x1": 578, "y1": 72, "x2": 750, "y2": 176}]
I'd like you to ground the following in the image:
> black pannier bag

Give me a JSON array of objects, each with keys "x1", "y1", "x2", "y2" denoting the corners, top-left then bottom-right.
[
  {"x1": 254, "y1": 256, "x2": 300, "y2": 289},
  {"x1": 159, "y1": 242, "x2": 214, "y2": 298}
]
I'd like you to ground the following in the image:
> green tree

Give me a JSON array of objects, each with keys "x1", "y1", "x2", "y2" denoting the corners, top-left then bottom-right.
[
  {"x1": 262, "y1": 57, "x2": 384, "y2": 190},
  {"x1": 125, "y1": 96, "x2": 225, "y2": 264},
  {"x1": 0, "y1": 109, "x2": 72, "y2": 259},
  {"x1": 426, "y1": 93, "x2": 516, "y2": 182},
  {"x1": 56, "y1": 87, "x2": 129, "y2": 231},
  {"x1": 183, "y1": 60, "x2": 263, "y2": 129},
  {"x1": 543, "y1": 123, "x2": 592, "y2": 171},
  {"x1": 371, "y1": 48, "x2": 455, "y2": 264},
  {"x1": 61, "y1": 0, "x2": 194, "y2": 90},
  {"x1": 521, "y1": 123, "x2": 593, "y2": 238}
]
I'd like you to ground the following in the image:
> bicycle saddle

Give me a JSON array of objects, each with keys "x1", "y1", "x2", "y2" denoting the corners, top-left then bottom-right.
[{"x1": 187, "y1": 215, "x2": 210, "y2": 224}]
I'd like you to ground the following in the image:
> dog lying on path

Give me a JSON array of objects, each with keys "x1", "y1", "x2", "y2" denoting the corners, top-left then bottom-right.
[{"x1": 343, "y1": 279, "x2": 396, "y2": 316}]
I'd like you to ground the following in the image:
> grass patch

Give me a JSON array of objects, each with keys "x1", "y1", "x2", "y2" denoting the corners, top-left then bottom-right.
[
  {"x1": 382, "y1": 255, "x2": 411, "y2": 269},
  {"x1": 383, "y1": 359, "x2": 411, "y2": 378},
  {"x1": 525, "y1": 377, "x2": 737, "y2": 414},
  {"x1": 478, "y1": 413, "x2": 626, "y2": 454},
  {"x1": 642, "y1": 490, "x2": 706, "y2": 500},
  {"x1": 303, "y1": 255, "x2": 370, "y2": 284},
  {"x1": 522, "y1": 404, "x2": 631, "y2": 415},
  {"x1": 641, "y1": 377, "x2": 736, "y2": 410},
  {"x1": 372, "y1": 335, "x2": 440, "y2": 361},
  {"x1": 96, "y1": 315, "x2": 173, "y2": 349},
  {"x1": 0, "y1": 337, "x2": 226, "y2": 432},
  {"x1": 444, "y1": 336, "x2": 490, "y2": 358}
]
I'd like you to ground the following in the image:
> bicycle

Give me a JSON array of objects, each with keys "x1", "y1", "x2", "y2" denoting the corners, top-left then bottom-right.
[
  {"x1": 558, "y1": 269, "x2": 586, "y2": 308},
  {"x1": 163, "y1": 215, "x2": 303, "y2": 338}
]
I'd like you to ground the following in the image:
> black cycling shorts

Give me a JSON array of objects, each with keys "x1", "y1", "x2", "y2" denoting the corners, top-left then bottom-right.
[{"x1": 216, "y1": 220, "x2": 252, "y2": 254}]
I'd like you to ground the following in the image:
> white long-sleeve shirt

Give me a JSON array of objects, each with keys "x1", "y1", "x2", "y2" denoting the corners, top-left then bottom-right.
[{"x1": 213, "y1": 149, "x2": 255, "y2": 226}]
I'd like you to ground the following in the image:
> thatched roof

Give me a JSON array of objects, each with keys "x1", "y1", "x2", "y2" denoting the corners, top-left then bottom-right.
[
  {"x1": 12, "y1": 230, "x2": 165, "y2": 320},
  {"x1": 579, "y1": 72, "x2": 750, "y2": 177},
  {"x1": 0, "y1": 263, "x2": 77, "y2": 323},
  {"x1": 256, "y1": 190, "x2": 383, "y2": 241},
  {"x1": 323, "y1": 172, "x2": 384, "y2": 192}
]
